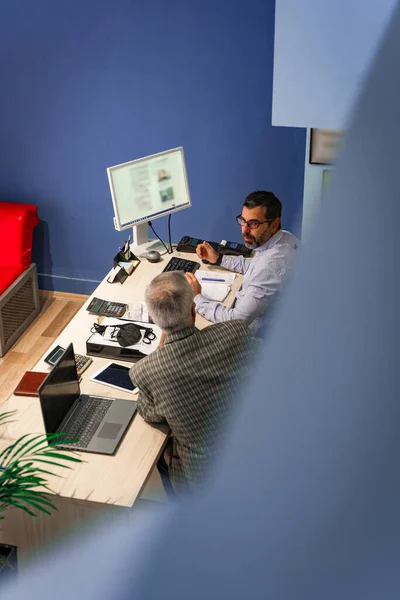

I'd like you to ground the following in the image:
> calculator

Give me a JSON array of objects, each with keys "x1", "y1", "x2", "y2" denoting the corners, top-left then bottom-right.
[
  {"x1": 74, "y1": 353, "x2": 93, "y2": 376},
  {"x1": 86, "y1": 297, "x2": 127, "y2": 318},
  {"x1": 44, "y1": 345, "x2": 93, "y2": 376}
]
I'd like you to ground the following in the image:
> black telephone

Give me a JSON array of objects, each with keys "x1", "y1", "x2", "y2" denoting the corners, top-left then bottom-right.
[
  {"x1": 87, "y1": 297, "x2": 127, "y2": 318},
  {"x1": 176, "y1": 236, "x2": 252, "y2": 257},
  {"x1": 218, "y1": 239, "x2": 252, "y2": 257},
  {"x1": 176, "y1": 236, "x2": 219, "y2": 253}
]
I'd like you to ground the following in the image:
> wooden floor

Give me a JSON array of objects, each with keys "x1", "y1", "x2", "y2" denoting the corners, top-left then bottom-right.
[
  {"x1": 0, "y1": 290, "x2": 167, "y2": 502},
  {"x1": 0, "y1": 292, "x2": 87, "y2": 403}
]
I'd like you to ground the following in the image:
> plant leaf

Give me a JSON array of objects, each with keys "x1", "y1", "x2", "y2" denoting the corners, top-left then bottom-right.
[
  {"x1": 3, "y1": 434, "x2": 50, "y2": 463},
  {"x1": 38, "y1": 451, "x2": 82, "y2": 462},
  {"x1": 5, "y1": 498, "x2": 39, "y2": 518},
  {"x1": 0, "y1": 415, "x2": 82, "y2": 520},
  {"x1": 21, "y1": 458, "x2": 73, "y2": 469},
  {"x1": 12, "y1": 493, "x2": 57, "y2": 510}
]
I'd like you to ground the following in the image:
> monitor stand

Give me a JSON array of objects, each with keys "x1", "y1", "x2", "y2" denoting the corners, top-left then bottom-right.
[{"x1": 130, "y1": 223, "x2": 169, "y2": 256}]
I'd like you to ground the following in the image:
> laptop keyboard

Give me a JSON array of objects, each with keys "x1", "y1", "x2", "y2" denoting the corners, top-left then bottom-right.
[{"x1": 62, "y1": 397, "x2": 113, "y2": 448}]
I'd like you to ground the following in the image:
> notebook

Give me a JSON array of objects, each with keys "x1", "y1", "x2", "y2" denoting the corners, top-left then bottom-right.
[{"x1": 14, "y1": 371, "x2": 48, "y2": 397}]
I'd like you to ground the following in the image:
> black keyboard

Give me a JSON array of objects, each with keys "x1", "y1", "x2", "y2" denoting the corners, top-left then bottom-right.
[
  {"x1": 162, "y1": 257, "x2": 200, "y2": 274},
  {"x1": 61, "y1": 397, "x2": 113, "y2": 448}
]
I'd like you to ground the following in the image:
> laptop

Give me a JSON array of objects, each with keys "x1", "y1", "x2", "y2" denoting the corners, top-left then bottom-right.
[{"x1": 38, "y1": 343, "x2": 137, "y2": 454}]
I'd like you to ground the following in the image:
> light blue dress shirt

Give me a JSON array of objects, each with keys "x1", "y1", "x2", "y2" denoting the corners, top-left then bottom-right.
[{"x1": 194, "y1": 229, "x2": 300, "y2": 332}]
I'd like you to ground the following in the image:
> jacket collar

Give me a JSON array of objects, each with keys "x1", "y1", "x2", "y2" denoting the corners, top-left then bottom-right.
[{"x1": 164, "y1": 325, "x2": 198, "y2": 345}]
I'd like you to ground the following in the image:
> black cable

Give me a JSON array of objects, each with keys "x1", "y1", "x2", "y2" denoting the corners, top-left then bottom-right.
[
  {"x1": 167, "y1": 214, "x2": 173, "y2": 253},
  {"x1": 148, "y1": 221, "x2": 170, "y2": 254}
]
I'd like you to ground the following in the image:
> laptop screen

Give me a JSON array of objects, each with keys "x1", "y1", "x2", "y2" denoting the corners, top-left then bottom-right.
[{"x1": 38, "y1": 344, "x2": 80, "y2": 433}]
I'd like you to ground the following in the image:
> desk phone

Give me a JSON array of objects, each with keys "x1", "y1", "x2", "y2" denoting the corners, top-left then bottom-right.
[
  {"x1": 176, "y1": 236, "x2": 252, "y2": 258},
  {"x1": 87, "y1": 297, "x2": 127, "y2": 318},
  {"x1": 177, "y1": 236, "x2": 219, "y2": 253}
]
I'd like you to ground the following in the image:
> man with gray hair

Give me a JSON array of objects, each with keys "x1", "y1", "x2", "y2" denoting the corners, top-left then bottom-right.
[{"x1": 129, "y1": 270, "x2": 254, "y2": 497}]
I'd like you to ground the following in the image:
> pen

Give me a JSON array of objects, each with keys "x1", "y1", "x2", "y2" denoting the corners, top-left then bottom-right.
[{"x1": 201, "y1": 277, "x2": 225, "y2": 282}]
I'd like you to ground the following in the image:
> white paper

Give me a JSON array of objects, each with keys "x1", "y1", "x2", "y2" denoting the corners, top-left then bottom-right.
[
  {"x1": 195, "y1": 270, "x2": 235, "y2": 302},
  {"x1": 200, "y1": 283, "x2": 231, "y2": 302},
  {"x1": 195, "y1": 270, "x2": 236, "y2": 285},
  {"x1": 107, "y1": 265, "x2": 122, "y2": 283}
]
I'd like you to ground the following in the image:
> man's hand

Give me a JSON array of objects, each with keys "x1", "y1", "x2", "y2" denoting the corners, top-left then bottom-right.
[
  {"x1": 185, "y1": 272, "x2": 202, "y2": 296},
  {"x1": 196, "y1": 241, "x2": 220, "y2": 264}
]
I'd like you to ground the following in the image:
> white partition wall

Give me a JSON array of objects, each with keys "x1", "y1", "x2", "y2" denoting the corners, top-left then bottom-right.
[
  {"x1": 273, "y1": 0, "x2": 399, "y2": 237},
  {"x1": 272, "y1": 0, "x2": 397, "y2": 129}
]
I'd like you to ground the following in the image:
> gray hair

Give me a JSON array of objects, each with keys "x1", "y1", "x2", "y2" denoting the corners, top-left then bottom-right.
[{"x1": 145, "y1": 271, "x2": 194, "y2": 334}]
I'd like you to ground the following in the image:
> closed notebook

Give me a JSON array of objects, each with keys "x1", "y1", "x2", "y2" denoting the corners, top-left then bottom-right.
[{"x1": 14, "y1": 371, "x2": 48, "y2": 397}]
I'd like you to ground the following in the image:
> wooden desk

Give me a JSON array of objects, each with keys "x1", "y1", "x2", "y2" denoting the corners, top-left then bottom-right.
[{"x1": 0, "y1": 250, "x2": 242, "y2": 562}]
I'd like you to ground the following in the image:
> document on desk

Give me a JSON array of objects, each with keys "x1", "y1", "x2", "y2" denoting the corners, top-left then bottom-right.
[{"x1": 195, "y1": 270, "x2": 236, "y2": 302}]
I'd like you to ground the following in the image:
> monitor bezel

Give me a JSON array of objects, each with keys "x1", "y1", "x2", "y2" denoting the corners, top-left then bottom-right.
[{"x1": 107, "y1": 146, "x2": 191, "y2": 231}]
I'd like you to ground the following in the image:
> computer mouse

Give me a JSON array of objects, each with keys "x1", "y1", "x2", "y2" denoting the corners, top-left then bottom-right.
[{"x1": 145, "y1": 250, "x2": 161, "y2": 263}]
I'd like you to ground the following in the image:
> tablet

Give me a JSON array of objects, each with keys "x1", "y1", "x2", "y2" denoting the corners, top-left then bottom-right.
[{"x1": 90, "y1": 362, "x2": 138, "y2": 395}]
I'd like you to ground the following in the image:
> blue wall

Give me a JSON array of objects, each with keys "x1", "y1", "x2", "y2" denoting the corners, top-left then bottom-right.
[{"x1": 0, "y1": 0, "x2": 306, "y2": 294}]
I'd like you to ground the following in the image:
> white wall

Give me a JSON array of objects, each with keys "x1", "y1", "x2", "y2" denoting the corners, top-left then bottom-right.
[
  {"x1": 302, "y1": 130, "x2": 335, "y2": 241},
  {"x1": 273, "y1": 0, "x2": 397, "y2": 128}
]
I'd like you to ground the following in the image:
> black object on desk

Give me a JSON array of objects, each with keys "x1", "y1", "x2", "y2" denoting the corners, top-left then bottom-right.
[
  {"x1": 218, "y1": 240, "x2": 252, "y2": 257},
  {"x1": 87, "y1": 297, "x2": 127, "y2": 318},
  {"x1": 176, "y1": 236, "x2": 252, "y2": 257},
  {"x1": 110, "y1": 250, "x2": 140, "y2": 284},
  {"x1": 162, "y1": 256, "x2": 199, "y2": 274},
  {"x1": 177, "y1": 236, "x2": 219, "y2": 253},
  {"x1": 86, "y1": 334, "x2": 146, "y2": 363},
  {"x1": 44, "y1": 345, "x2": 93, "y2": 376}
]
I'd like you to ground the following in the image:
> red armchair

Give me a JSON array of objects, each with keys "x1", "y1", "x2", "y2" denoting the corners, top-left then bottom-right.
[{"x1": 0, "y1": 202, "x2": 40, "y2": 356}]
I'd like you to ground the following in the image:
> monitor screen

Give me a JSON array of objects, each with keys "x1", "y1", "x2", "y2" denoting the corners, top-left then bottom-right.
[
  {"x1": 107, "y1": 146, "x2": 191, "y2": 229},
  {"x1": 38, "y1": 344, "x2": 80, "y2": 434}
]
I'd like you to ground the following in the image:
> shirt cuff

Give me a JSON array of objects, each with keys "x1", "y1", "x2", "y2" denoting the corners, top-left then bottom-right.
[
  {"x1": 194, "y1": 294, "x2": 205, "y2": 313},
  {"x1": 221, "y1": 255, "x2": 230, "y2": 268}
]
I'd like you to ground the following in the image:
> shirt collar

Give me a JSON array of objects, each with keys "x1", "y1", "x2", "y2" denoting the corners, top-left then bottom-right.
[
  {"x1": 253, "y1": 229, "x2": 283, "y2": 254},
  {"x1": 164, "y1": 324, "x2": 198, "y2": 345}
]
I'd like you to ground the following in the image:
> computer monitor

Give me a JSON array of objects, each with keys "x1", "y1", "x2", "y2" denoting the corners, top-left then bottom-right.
[{"x1": 107, "y1": 146, "x2": 191, "y2": 253}]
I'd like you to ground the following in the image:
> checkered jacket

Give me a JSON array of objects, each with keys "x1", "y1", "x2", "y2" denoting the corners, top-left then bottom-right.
[{"x1": 129, "y1": 320, "x2": 255, "y2": 495}]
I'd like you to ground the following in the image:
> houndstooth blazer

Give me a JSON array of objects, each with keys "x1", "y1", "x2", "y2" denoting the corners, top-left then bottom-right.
[{"x1": 129, "y1": 320, "x2": 255, "y2": 495}]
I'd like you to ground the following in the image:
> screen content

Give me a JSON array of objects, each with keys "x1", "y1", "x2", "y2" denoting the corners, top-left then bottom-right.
[
  {"x1": 109, "y1": 148, "x2": 190, "y2": 228},
  {"x1": 94, "y1": 364, "x2": 135, "y2": 392},
  {"x1": 39, "y1": 344, "x2": 79, "y2": 433}
]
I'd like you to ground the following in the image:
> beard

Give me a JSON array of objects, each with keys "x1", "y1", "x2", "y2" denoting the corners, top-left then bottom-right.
[{"x1": 243, "y1": 234, "x2": 262, "y2": 249}]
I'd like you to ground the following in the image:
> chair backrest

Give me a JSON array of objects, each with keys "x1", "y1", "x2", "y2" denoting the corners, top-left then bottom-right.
[{"x1": 0, "y1": 202, "x2": 39, "y2": 270}]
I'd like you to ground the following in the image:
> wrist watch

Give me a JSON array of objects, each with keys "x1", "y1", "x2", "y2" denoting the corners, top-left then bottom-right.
[{"x1": 214, "y1": 253, "x2": 223, "y2": 266}]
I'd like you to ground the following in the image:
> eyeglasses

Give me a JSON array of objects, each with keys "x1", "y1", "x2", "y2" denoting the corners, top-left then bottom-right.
[{"x1": 235, "y1": 215, "x2": 272, "y2": 230}]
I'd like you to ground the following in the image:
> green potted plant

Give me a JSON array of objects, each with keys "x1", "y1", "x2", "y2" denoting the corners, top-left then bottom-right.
[{"x1": 0, "y1": 411, "x2": 82, "y2": 581}]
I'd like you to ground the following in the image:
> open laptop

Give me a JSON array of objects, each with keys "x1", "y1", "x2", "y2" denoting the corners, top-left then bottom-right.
[{"x1": 38, "y1": 343, "x2": 137, "y2": 454}]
